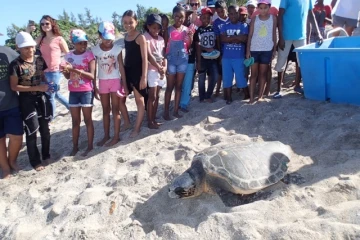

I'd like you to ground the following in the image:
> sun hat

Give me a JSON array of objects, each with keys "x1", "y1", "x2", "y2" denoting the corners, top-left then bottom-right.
[
  {"x1": 15, "y1": 32, "x2": 37, "y2": 48},
  {"x1": 246, "y1": 0, "x2": 258, "y2": 7},
  {"x1": 70, "y1": 29, "x2": 88, "y2": 44},
  {"x1": 207, "y1": 0, "x2": 216, "y2": 7},
  {"x1": 257, "y1": 0, "x2": 271, "y2": 4},
  {"x1": 146, "y1": 14, "x2": 162, "y2": 28},
  {"x1": 239, "y1": 6, "x2": 248, "y2": 15},
  {"x1": 244, "y1": 57, "x2": 255, "y2": 67},
  {"x1": 98, "y1": 21, "x2": 116, "y2": 40},
  {"x1": 201, "y1": 7, "x2": 214, "y2": 16}
]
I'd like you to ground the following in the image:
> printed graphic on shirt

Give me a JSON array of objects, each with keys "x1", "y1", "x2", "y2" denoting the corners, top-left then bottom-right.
[
  {"x1": 259, "y1": 24, "x2": 268, "y2": 37},
  {"x1": 18, "y1": 57, "x2": 46, "y2": 86},
  {"x1": 0, "y1": 53, "x2": 10, "y2": 80},
  {"x1": 196, "y1": 26, "x2": 216, "y2": 48},
  {"x1": 98, "y1": 53, "x2": 116, "y2": 75},
  {"x1": 65, "y1": 51, "x2": 94, "y2": 91}
]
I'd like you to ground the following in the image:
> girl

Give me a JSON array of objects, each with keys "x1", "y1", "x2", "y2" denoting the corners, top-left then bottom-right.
[
  {"x1": 143, "y1": 14, "x2": 167, "y2": 129},
  {"x1": 164, "y1": 6, "x2": 193, "y2": 120},
  {"x1": 120, "y1": 10, "x2": 148, "y2": 138},
  {"x1": 246, "y1": 0, "x2": 277, "y2": 104},
  {"x1": 92, "y1": 21, "x2": 131, "y2": 146},
  {"x1": 34, "y1": 15, "x2": 70, "y2": 118},
  {"x1": 62, "y1": 29, "x2": 96, "y2": 156}
]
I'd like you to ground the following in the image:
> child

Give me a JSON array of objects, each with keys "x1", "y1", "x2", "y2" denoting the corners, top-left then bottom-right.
[
  {"x1": 246, "y1": 0, "x2": 277, "y2": 104},
  {"x1": 213, "y1": 0, "x2": 230, "y2": 97},
  {"x1": 9, "y1": 32, "x2": 51, "y2": 171},
  {"x1": 92, "y1": 21, "x2": 131, "y2": 146},
  {"x1": 163, "y1": 6, "x2": 193, "y2": 120},
  {"x1": 120, "y1": 10, "x2": 148, "y2": 138},
  {"x1": 62, "y1": 29, "x2": 96, "y2": 156},
  {"x1": 220, "y1": 5, "x2": 250, "y2": 104},
  {"x1": 143, "y1": 14, "x2": 167, "y2": 129},
  {"x1": 194, "y1": 7, "x2": 219, "y2": 102}
]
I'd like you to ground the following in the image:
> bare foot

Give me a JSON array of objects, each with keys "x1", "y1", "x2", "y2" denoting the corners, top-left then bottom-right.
[
  {"x1": 248, "y1": 100, "x2": 256, "y2": 105},
  {"x1": 173, "y1": 112, "x2": 183, "y2": 118},
  {"x1": 154, "y1": 120, "x2": 163, "y2": 126},
  {"x1": 129, "y1": 130, "x2": 140, "y2": 138},
  {"x1": 214, "y1": 90, "x2": 220, "y2": 97},
  {"x1": 105, "y1": 137, "x2": 119, "y2": 147},
  {"x1": 121, "y1": 124, "x2": 132, "y2": 132},
  {"x1": 97, "y1": 136, "x2": 110, "y2": 146},
  {"x1": 81, "y1": 147, "x2": 93, "y2": 157},
  {"x1": 70, "y1": 147, "x2": 79, "y2": 156},
  {"x1": 148, "y1": 122, "x2": 159, "y2": 129},
  {"x1": 2, "y1": 170, "x2": 11, "y2": 179},
  {"x1": 43, "y1": 158, "x2": 51, "y2": 166},
  {"x1": 163, "y1": 114, "x2": 172, "y2": 121},
  {"x1": 34, "y1": 164, "x2": 45, "y2": 171},
  {"x1": 9, "y1": 162, "x2": 21, "y2": 172}
]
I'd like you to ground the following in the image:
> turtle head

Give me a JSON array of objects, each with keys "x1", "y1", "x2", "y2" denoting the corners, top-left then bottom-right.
[{"x1": 168, "y1": 160, "x2": 206, "y2": 199}]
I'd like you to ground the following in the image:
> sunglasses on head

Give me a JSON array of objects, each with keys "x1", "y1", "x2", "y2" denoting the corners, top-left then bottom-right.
[
  {"x1": 41, "y1": 22, "x2": 50, "y2": 26},
  {"x1": 190, "y1": 3, "x2": 199, "y2": 6}
]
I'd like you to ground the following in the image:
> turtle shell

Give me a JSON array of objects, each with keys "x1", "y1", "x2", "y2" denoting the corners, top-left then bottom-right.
[{"x1": 192, "y1": 141, "x2": 290, "y2": 194}]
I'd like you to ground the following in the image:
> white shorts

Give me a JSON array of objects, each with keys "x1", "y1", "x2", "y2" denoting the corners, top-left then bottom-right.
[
  {"x1": 274, "y1": 39, "x2": 306, "y2": 72},
  {"x1": 147, "y1": 70, "x2": 166, "y2": 88}
]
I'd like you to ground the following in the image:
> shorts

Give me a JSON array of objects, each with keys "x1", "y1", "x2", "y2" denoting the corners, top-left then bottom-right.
[
  {"x1": 147, "y1": 70, "x2": 166, "y2": 88},
  {"x1": 167, "y1": 56, "x2": 188, "y2": 75},
  {"x1": 251, "y1": 51, "x2": 273, "y2": 64},
  {"x1": 275, "y1": 39, "x2": 306, "y2": 72},
  {"x1": 332, "y1": 15, "x2": 357, "y2": 28},
  {"x1": 99, "y1": 79, "x2": 121, "y2": 94},
  {"x1": 222, "y1": 58, "x2": 247, "y2": 89},
  {"x1": 0, "y1": 107, "x2": 24, "y2": 138},
  {"x1": 69, "y1": 91, "x2": 94, "y2": 107}
]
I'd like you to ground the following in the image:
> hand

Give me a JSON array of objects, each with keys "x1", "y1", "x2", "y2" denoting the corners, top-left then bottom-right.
[
  {"x1": 278, "y1": 38, "x2": 285, "y2": 51},
  {"x1": 157, "y1": 64, "x2": 164, "y2": 75},
  {"x1": 246, "y1": 51, "x2": 251, "y2": 59},
  {"x1": 94, "y1": 87, "x2": 100, "y2": 100},
  {"x1": 317, "y1": 34, "x2": 323, "y2": 44},
  {"x1": 37, "y1": 84, "x2": 49, "y2": 92},
  {"x1": 124, "y1": 87, "x2": 129, "y2": 96},
  {"x1": 139, "y1": 76, "x2": 147, "y2": 90}
]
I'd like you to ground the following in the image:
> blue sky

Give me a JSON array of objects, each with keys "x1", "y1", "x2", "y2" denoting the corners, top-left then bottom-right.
[{"x1": 1, "y1": 0, "x2": 332, "y2": 45}]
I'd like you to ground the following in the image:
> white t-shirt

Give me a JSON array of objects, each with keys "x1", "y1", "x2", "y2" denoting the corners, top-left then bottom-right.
[
  {"x1": 333, "y1": 0, "x2": 360, "y2": 20},
  {"x1": 91, "y1": 44, "x2": 122, "y2": 80}
]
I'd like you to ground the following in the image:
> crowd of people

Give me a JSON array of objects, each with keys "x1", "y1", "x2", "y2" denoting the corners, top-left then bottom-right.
[{"x1": 0, "y1": 0, "x2": 359, "y2": 179}]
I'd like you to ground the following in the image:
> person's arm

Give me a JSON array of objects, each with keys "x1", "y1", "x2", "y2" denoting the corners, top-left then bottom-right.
[
  {"x1": 331, "y1": 0, "x2": 337, "y2": 9},
  {"x1": 10, "y1": 75, "x2": 48, "y2": 92},
  {"x1": 137, "y1": 35, "x2": 148, "y2": 90},
  {"x1": 118, "y1": 51, "x2": 129, "y2": 95},
  {"x1": 308, "y1": 9, "x2": 322, "y2": 41},
  {"x1": 246, "y1": 17, "x2": 255, "y2": 59},
  {"x1": 272, "y1": 15, "x2": 278, "y2": 58},
  {"x1": 146, "y1": 40, "x2": 163, "y2": 73},
  {"x1": 164, "y1": 27, "x2": 169, "y2": 50},
  {"x1": 278, "y1": 8, "x2": 285, "y2": 50},
  {"x1": 59, "y1": 37, "x2": 69, "y2": 54}
]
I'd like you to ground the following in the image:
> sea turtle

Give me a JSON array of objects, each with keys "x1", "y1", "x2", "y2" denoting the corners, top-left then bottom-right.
[{"x1": 168, "y1": 141, "x2": 294, "y2": 205}]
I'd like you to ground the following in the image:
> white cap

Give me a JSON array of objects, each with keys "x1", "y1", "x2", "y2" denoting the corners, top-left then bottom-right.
[
  {"x1": 246, "y1": 0, "x2": 258, "y2": 7},
  {"x1": 15, "y1": 32, "x2": 37, "y2": 48}
]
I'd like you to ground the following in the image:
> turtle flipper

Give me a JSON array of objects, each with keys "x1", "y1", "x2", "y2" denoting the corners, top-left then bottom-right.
[
  {"x1": 281, "y1": 172, "x2": 305, "y2": 185},
  {"x1": 215, "y1": 189, "x2": 273, "y2": 207}
]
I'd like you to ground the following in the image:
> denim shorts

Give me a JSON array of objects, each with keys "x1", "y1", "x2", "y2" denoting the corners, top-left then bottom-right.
[
  {"x1": 69, "y1": 91, "x2": 94, "y2": 107},
  {"x1": 0, "y1": 107, "x2": 24, "y2": 138},
  {"x1": 251, "y1": 51, "x2": 273, "y2": 65},
  {"x1": 333, "y1": 14, "x2": 357, "y2": 28}
]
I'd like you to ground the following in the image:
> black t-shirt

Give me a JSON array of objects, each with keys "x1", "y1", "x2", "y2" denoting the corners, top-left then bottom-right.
[
  {"x1": 0, "y1": 46, "x2": 19, "y2": 111},
  {"x1": 9, "y1": 55, "x2": 47, "y2": 96},
  {"x1": 194, "y1": 25, "x2": 216, "y2": 52}
]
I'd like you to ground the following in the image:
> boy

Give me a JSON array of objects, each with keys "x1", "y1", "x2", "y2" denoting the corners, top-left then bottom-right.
[
  {"x1": 9, "y1": 32, "x2": 52, "y2": 171},
  {"x1": 0, "y1": 44, "x2": 23, "y2": 179},
  {"x1": 213, "y1": 0, "x2": 229, "y2": 97},
  {"x1": 220, "y1": 5, "x2": 250, "y2": 104},
  {"x1": 194, "y1": 7, "x2": 219, "y2": 102}
]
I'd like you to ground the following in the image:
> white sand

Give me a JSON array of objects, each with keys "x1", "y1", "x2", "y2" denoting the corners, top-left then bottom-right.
[{"x1": 1, "y1": 62, "x2": 360, "y2": 240}]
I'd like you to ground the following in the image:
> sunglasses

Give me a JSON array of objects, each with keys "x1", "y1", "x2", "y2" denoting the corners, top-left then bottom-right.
[
  {"x1": 190, "y1": 3, "x2": 199, "y2": 6},
  {"x1": 41, "y1": 22, "x2": 50, "y2": 26}
]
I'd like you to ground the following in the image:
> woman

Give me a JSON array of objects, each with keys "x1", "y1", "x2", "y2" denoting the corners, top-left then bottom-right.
[
  {"x1": 187, "y1": 0, "x2": 202, "y2": 26},
  {"x1": 31, "y1": 15, "x2": 70, "y2": 118}
]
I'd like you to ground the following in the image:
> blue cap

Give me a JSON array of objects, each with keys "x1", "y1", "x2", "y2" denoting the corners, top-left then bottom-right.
[
  {"x1": 70, "y1": 29, "x2": 88, "y2": 43},
  {"x1": 98, "y1": 21, "x2": 116, "y2": 40},
  {"x1": 207, "y1": 0, "x2": 216, "y2": 7}
]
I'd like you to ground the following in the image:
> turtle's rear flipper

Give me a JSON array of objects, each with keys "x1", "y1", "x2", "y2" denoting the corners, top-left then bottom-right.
[
  {"x1": 281, "y1": 172, "x2": 305, "y2": 185},
  {"x1": 216, "y1": 189, "x2": 272, "y2": 207}
]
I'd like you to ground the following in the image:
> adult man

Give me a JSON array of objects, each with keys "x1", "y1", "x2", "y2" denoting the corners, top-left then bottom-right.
[
  {"x1": 331, "y1": 0, "x2": 360, "y2": 36},
  {"x1": 0, "y1": 36, "x2": 24, "y2": 179},
  {"x1": 274, "y1": 0, "x2": 322, "y2": 98}
]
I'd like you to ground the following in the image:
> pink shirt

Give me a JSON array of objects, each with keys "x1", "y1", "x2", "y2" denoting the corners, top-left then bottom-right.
[
  {"x1": 64, "y1": 50, "x2": 95, "y2": 92},
  {"x1": 144, "y1": 32, "x2": 165, "y2": 72},
  {"x1": 40, "y1": 36, "x2": 64, "y2": 72}
]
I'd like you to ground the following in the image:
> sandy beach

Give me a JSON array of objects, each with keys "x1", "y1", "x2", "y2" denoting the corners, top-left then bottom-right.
[{"x1": 0, "y1": 59, "x2": 360, "y2": 239}]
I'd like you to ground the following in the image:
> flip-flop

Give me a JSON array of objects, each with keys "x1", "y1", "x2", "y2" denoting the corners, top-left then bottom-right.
[
  {"x1": 243, "y1": 57, "x2": 255, "y2": 67},
  {"x1": 273, "y1": 92, "x2": 282, "y2": 99}
]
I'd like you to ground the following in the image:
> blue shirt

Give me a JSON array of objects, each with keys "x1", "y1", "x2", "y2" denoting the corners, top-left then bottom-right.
[
  {"x1": 280, "y1": 0, "x2": 313, "y2": 40},
  {"x1": 221, "y1": 22, "x2": 249, "y2": 59},
  {"x1": 213, "y1": 17, "x2": 230, "y2": 36}
]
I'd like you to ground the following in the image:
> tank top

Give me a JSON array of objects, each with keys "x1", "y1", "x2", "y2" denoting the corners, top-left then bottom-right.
[
  {"x1": 124, "y1": 34, "x2": 142, "y2": 84},
  {"x1": 250, "y1": 15, "x2": 274, "y2": 52},
  {"x1": 40, "y1": 36, "x2": 63, "y2": 72}
]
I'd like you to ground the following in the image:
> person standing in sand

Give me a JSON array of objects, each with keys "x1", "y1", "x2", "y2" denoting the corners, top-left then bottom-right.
[
  {"x1": 92, "y1": 21, "x2": 131, "y2": 146},
  {"x1": 9, "y1": 32, "x2": 52, "y2": 172},
  {"x1": 0, "y1": 44, "x2": 24, "y2": 179},
  {"x1": 120, "y1": 10, "x2": 148, "y2": 138},
  {"x1": 62, "y1": 30, "x2": 96, "y2": 156},
  {"x1": 331, "y1": 0, "x2": 360, "y2": 37}
]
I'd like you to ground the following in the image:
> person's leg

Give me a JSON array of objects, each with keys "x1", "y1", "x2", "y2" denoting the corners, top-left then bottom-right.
[
  {"x1": 293, "y1": 39, "x2": 307, "y2": 91},
  {"x1": 70, "y1": 107, "x2": 81, "y2": 156},
  {"x1": 249, "y1": 63, "x2": 259, "y2": 104},
  {"x1": 222, "y1": 58, "x2": 233, "y2": 104},
  {"x1": 274, "y1": 40, "x2": 293, "y2": 96},
  {"x1": 197, "y1": 61, "x2": 207, "y2": 102},
  {"x1": 163, "y1": 63, "x2": 176, "y2": 121},
  {"x1": 81, "y1": 106, "x2": 94, "y2": 156},
  {"x1": 154, "y1": 86, "x2": 161, "y2": 125},
  {"x1": 174, "y1": 72, "x2": 185, "y2": 118},
  {"x1": 180, "y1": 63, "x2": 195, "y2": 111},
  {"x1": 38, "y1": 117, "x2": 51, "y2": 164},
  {"x1": 52, "y1": 71, "x2": 69, "y2": 110},
  {"x1": 130, "y1": 88, "x2": 145, "y2": 138},
  {"x1": 205, "y1": 60, "x2": 219, "y2": 101},
  {"x1": 233, "y1": 59, "x2": 249, "y2": 100},
  {"x1": 258, "y1": 63, "x2": 269, "y2": 100},
  {"x1": 106, "y1": 92, "x2": 121, "y2": 147},
  {"x1": 264, "y1": 61, "x2": 272, "y2": 96},
  {"x1": 344, "y1": 17, "x2": 357, "y2": 37},
  {"x1": 331, "y1": 15, "x2": 347, "y2": 37},
  {"x1": 0, "y1": 136, "x2": 10, "y2": 179},
  {"x1": 215, "y1": 59, "x2": 223, "y2": 97},
  {"x1": 147, "y1": 87, "x2": 158, "y2": 129},
  {"x1": 98, "y1": 93, "x2": 111, "y2": 146},
  {"x1": 119, "y1": 97, "x2": 131, "y2": 131}
]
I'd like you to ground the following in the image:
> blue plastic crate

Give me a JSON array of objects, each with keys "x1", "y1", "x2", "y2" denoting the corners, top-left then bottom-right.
[{"x1": 294, "y1": 36, "x2": 360, "y2": 106}]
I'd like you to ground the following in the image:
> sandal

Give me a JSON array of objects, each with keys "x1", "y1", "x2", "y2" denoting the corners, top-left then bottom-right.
[{"x1": 273, "y1": 92, "x2": 282, "y2": 99}]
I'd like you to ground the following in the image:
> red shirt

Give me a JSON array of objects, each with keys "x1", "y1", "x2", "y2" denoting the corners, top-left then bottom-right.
[{"x1": 313, "y1": 4, "x2": 332, "y2": 27}]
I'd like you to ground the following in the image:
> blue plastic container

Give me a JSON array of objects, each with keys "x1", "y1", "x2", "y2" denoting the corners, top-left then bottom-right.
[{"x1": 294, "y1": 36, "x2": 360, "y2": 106}]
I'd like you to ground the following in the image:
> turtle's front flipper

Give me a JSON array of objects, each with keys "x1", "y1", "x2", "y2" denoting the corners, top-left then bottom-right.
[
  {"x1": 281, "y1": 172, "x2": 306, "y2": 185},
  {"x1": 216, "y1": 189, "x2": 272, "y2": 207}
]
